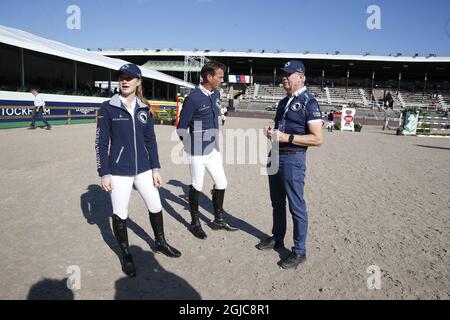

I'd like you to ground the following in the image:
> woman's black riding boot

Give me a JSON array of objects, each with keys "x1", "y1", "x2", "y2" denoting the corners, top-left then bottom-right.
[
  {"x1": 149, "y1": 211, "x2": 182, "y2": 258},
  {"x1": 111, "y1": 214, "x2": 136, "y2": 277}
]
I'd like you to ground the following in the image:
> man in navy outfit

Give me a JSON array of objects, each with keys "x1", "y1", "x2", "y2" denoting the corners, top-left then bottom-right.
[
  {"x1": 257, "y1": 60, "x2": 323, "y2": 269},
  {"x1": 177, "y1": 61, "x2": 238, "y2": 240}
]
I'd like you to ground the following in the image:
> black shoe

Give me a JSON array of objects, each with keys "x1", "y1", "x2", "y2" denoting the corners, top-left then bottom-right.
[
  {"x1": 121, "y1": 254, "x2": 136, "y2": 277},
  {"x1": 189, "y1": 222, "x2": 207, "y2": 239},
  {"x1": 280, "y1": 252, "x2": 306, "y2": 269},
  {"x1": 154, "y1": 236, "x2": 182, "y2": 258},
  {"x1": 211, "y1": 219, "x2": 239, "y2": 231},
  {"x1": 45, "y1": 125, "x2": 52, "y2": 130},
  {"x1": 256, "y1": 237, "x2": 284, "y2": 250},
  {"x1": 28, "y1": 125, "x2": 36, "y2": 130},
  {"x1": 149, "y1": 211, "x2": 182, "y2": 258}
]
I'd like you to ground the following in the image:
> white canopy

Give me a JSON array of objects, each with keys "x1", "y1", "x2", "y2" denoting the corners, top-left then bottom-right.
[{"x1": 0, "y1": 25, "x2": 195, "y2": 88}]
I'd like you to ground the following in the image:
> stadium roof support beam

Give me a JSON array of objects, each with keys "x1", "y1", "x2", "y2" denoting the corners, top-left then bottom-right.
[
  {"x1": 74, "y1": 61, "x2": 78, "y2": 92},
  {"x1": 152, "y1": 80, "x2": 155, "y2": 100},
  {"x1": 346, "y1": 70, "x2": 350, "y2": 99},
  {"x1": 371, "y1": 71, "x2": 375, "y2": 98},
  {"x1": 19, "y1": 47, "x2": 25, "y2": 90},
  {"x1": 422, "y1": 73, "x2": 428, "y2": 103},
  {"x1": 321, "y1": 69, "x2": 325, "y2": 90},
  {"x1": 108, "y1": 70, "x2": 112, "y2": 95},
  {"x1": 249, "y1": 60, "x2": 253, "y2": 85},
  {"x1": 273, "y1": 67, "x2": 277, "y2": 87}
]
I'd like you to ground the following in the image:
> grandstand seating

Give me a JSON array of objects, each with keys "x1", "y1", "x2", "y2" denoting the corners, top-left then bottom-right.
[
  {"x1": 238, "y1": 83, "x2": 450, "y2": 112},
  {"x1": 141, "y1": 60, "x2": 202, "y2": 72},
  {"x1": 437, "y1": 94, "x2": 449, "y2": 111}
]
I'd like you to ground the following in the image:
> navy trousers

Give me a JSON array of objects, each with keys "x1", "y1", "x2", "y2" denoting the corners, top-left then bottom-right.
[
  {"x1": 268, "y1": 151, "x2": 308, "y2": 256},
  {"x1": 31, "y1": 108, "x2": 50, "y2": 127}
]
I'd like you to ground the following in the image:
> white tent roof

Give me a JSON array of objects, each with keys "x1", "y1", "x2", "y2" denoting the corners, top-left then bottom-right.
[{"x1": 0, "y1": 25, "x2": 195, "y2": 88}]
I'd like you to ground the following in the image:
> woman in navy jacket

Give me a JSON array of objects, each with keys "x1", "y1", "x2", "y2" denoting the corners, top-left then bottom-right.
[{"x1": 96, "y1": 64, "x2": 181, "y2": 278}]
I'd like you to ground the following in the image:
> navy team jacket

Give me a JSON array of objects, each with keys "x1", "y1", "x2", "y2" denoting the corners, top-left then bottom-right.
[
  {"x1": 275, "y1": 88, "x2": 323, "y2": 152},
  {"x1": 176, "y1": 87, "x2": 221, "y2": 156},
  {"x1": 95, "y1": 94, "x2": 161, "y2": 177}
]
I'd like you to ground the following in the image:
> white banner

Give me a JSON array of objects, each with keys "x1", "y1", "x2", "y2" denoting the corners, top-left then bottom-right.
[
  {"x1": 340, "y1": 107, "x2": 356, "y2": 132},
  {"x1": 403, "y1": 111, "x2": 419, "y2": 135}
]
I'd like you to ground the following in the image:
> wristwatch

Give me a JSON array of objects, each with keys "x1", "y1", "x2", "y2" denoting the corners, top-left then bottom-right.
[{"x1": 288, "y1": 134, "x2": 294, "y2": 143}]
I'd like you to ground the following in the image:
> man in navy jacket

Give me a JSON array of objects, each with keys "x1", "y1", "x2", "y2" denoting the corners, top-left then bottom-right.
[
  {"x1": 177, "y1": 61, "x2": 238, "y2": 239},
  {"x1": 257, "y1": 61, "x2": 323, "y2": 269}
]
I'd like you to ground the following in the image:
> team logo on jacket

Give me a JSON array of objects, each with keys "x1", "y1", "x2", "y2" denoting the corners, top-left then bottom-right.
[
  {"x1": 138, "y1": 111, "x2": 148, "y2": 124},
  {"x1": 291, "y1": 102, "x2": 304, "y2": 111}
]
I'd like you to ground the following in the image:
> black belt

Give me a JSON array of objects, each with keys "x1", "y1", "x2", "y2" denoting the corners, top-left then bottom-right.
[{"x1": 279, "y1": 150, "x2": 305, "y2": 155}]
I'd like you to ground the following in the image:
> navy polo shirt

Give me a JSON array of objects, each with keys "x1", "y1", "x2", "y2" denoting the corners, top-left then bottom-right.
[
  {"x1": 177, "y1": 85, "x2": 221, "y2": 156},
  {"x1": 274, "y1": 87, "x2": 322, "y2": 152}
]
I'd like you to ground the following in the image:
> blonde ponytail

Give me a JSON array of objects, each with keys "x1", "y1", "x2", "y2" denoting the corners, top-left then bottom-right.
[{"x1": 136, "y1": 84, "x2": 154, "y2": 116}]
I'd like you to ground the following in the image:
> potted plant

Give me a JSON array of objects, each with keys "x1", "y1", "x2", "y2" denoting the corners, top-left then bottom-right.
[
  {"x1": 354, "y1": 123, "x2": 363, "y2": 132},
  {"x1": 333, "y1": 122, "x2": 341, "y2": 131}
]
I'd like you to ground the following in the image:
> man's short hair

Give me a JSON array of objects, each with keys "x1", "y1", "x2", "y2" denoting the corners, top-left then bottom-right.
[{"x1": 201, "y1": 61, "x2": 226, "y2": 81}]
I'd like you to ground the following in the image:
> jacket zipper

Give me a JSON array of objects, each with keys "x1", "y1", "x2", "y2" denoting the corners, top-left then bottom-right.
[
  {"x1": 115, "y1": 146, "x2": 125, "y2": 163},
  {"x1": 132, "y1": 111, "x2": 138, "y2": 175},
  {"x1": 119, "y1": 100, "x2": 141, "y2": 175},
  {"x1": 122, "y1": 102, "x2": 138, "y2": 175}
]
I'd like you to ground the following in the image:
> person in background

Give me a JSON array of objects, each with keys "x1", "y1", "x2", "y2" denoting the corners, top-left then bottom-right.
[
  {"x1": 327, "y1": 110, "x2": 334, "y2": 132},
  {"x1": 220, "y1": 105, "x2": 228, "y2": 126},
  {"x1": 29, "y1": 87, "x2": 51, "y2": 130},
  {"x1": 383, "y1": 112, "x2": 391, "y2": 130}
]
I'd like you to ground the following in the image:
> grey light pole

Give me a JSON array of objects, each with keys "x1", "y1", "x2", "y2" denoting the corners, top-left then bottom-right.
[
  {"x1": 345, "y1": 70, "x2": 349, "y2": 100},
  {"x1": 371, "y1": 71, "x2": 375, "y2": 100},
  {"x1": 321, "y1": 69, "x2": 325, "y2": 90},
  {"x1": 422, "y1": 73, "x2": 428, "y2": 103},
  {"x1": 273, "y1": 67, "x2": 276, "y2": 87}
]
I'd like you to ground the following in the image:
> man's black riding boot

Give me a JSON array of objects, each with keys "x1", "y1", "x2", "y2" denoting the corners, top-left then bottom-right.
[
  {"x1": 211, "y1": 188, "x2": 239, "y2": 231},
  {"x1": 149, "y1": 211, "x2": 182, "y2": 258},
  {"x1": 111, "y1": 214, "x2": 136, "y2": 277},
  {"x1": 188, "y1": 185, "x2": 207, "y2": 239}
]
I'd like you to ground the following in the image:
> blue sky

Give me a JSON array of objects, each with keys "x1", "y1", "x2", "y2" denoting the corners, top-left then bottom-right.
[{"x1": 1, "y1": 0, "x2": 449, "y2": 56}]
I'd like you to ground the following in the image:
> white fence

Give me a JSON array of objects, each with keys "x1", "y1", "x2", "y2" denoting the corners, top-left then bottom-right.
[{"x1": 418, "y1": 116, "x2": 450, "y2": 132}]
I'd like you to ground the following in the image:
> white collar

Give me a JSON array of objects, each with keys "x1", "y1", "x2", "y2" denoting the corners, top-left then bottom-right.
[
  {"x1": 119, "y1": 95, "x2": 136, "y2": 109},
  {"x1": 291, "y1": 86, "x2": 307, "y2": 98},
  {"x1": 199, "y1": 84, "x2": 214, "y2": 96}
]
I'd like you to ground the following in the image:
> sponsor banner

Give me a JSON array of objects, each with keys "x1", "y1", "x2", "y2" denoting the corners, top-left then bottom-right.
[
  {"x1": 340, "y1": 107, "x2": 356, "y2": 132},
  {"x1": 228, "y1": 75, "x2": 251, "y2": 84},
  {"x1": 0, "y1": 100, "x2": 100, "y2": 122},
  {"x1": 403, "y1": 111, "x2": 419, "y2": 135}
]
